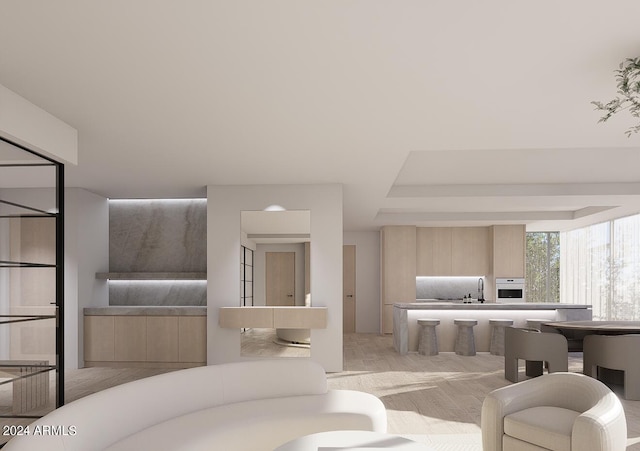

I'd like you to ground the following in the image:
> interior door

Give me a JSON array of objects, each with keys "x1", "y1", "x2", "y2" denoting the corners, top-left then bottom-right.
[
  {"x1": 266, "y1": 252, "x2": 295, "y2": 306},
  {"x1": 343, "y1": 245, "x2": 356, "y2": 333}
]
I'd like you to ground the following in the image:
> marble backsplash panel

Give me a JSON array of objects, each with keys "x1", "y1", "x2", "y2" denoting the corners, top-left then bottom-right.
[
  {"x1": 109, "y1": 199, "x2": 206, "y2": 306},
  {"x1": 109, "y1": 281, "x2": 206, "y2": 306},
  {"x1": 110, "y1": 199, "x2": 206, "y2": 272},
  {"x1": 416, "y1": 276, "x2": 485, "y2": 300}
]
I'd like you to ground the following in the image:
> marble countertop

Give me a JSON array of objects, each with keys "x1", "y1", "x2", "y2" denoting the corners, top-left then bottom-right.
[
  {"x1": 394, "y1": 302, "x2": 591, "y2": 310},
  {"x1": 84, "y1": 306, "x2": 206, "y2": 316}
]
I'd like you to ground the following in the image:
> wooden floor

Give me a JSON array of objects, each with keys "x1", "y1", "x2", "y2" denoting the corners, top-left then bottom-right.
[
  {"x1": 241, "y1": 328, "x2": 311, "y2": 358},
  {"x1": 2, "y1": 333, "x2": 640, "y2": 449},
  {"x1": 338, "y1": 333, "x2": 640, "y2": 447}
]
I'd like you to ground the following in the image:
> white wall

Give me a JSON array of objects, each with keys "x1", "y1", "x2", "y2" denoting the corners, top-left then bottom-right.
[
  {"x1": 344, "y1": 231, "x2": 381, "y2": 334},
  {"x1": 253, "y1": 243, "x2": 306, "y2": 307},
  {"x1": 207, "y1": 184, "x2": 343, "y2": 372},
  {"x1": 65, "y1": 188, "x2": 109, "y2": 368},
  {"x1": 0, "y1": 83, "x2": 78, "y2": 165}
]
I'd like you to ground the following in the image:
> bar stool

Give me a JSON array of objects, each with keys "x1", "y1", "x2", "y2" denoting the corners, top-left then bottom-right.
[
  {"x1": 454, "y1": 319, "x2": 478, "y2": 356},
  {"x1": 489, "y1": 319, "x2": 514, "y2": 356},
  {"x1": 417, "y1": 319, "x2": 440, "y2": 356}
]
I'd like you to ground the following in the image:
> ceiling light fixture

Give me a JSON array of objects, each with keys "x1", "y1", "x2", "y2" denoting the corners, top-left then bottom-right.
[{"x1": 264, "y1": 204, "x2": 286, "y2": 211}]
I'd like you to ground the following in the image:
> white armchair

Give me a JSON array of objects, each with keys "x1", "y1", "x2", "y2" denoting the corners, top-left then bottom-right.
[{"x1": 481, "y1": 372, "x2": 627, "y2": 451}]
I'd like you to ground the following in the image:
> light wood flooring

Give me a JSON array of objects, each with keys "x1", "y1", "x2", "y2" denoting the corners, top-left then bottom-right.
[
  {"x1": 241, "y1": 328, "x2": 311, "y2": 358},
  {"x1": 2, "y1": 333, "x2": 639, "y2": 449}
]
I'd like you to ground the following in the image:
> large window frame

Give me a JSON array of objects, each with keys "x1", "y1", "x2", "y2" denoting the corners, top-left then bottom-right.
[
  {"x1": 525, "y1": 231, "x2": 560, "y2": 303},
  {"x1": 561, "y1": 213, "x2": 640, "y2": 320}
]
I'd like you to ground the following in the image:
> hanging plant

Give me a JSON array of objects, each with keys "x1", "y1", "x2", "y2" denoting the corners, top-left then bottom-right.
[{"x1": 592, "y1": 57, "x2": 640, "y2": 137}]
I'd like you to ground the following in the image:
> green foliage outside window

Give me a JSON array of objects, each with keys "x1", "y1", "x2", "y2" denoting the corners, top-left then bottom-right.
[{"x1": 526, "y1": 232, "x2": 560, "y2": 303}]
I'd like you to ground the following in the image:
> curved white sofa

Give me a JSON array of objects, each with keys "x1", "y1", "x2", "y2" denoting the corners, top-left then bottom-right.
[{"x1": 4, "y1": 360, "x2": 387, "y2": 451}]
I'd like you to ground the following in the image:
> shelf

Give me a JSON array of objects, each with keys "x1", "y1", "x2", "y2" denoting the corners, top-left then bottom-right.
[
  {"x1": 0, "y1": 315, "x2": 56, "y2": 326},
  {"x1": 96, "y1": 272, "x2": 207, "y2": 280},
  {"x1": 0, "y1": 260, "x2": 56, "y2": 269}
]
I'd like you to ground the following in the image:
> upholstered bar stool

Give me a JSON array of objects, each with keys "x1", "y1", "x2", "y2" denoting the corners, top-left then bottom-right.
[
  {"x1": 489, "y1": 319, "x2": 513, "y2": 356},
  {"x1": 454, "y1": 319, "x2": 478, "y2": 356},
  {"x1": 417, "y1": 319, "x2": 440, "y2": 356}
]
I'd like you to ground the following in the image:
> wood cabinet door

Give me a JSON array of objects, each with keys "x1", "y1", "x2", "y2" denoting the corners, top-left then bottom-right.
[
  {"x1": 147, "y1": 316, "x2": 179, "y2": 362},
  {"x1": 451, "y1": 227, "x2": 490, "y2": 275},
  {"x1": 84, "y1": 316, "x2": 115, "y2": 362},
  {"x1": 381, "y1": 226, "x2": 417, "y2": 305},
  {"x1": 178, "y1": 317, "x2": 206, "y2": 363},
  {"x1": 416, "y1": 227, "x2": 452, "y2": 276},
  {"x1": 493, "y1": 225, "x2": 525, "y2": 277},
  {"x1": 114, "y1": 316, "x2": 147, "y2": 361},
  {"x1": 343, "y1": 245, "x2": 356, "y2": 333},
  {"x1": 381, "y1": 226, "x2": 416, "y2": 334},
  {"x1": 266, "y1": 252, "x2": 295, "y2": 306}
]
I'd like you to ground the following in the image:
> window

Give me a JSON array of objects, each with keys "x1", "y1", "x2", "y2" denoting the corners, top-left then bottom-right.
[
  {"x1": 560, "y1": 213, "x2": 640, "y2": 320},
  {"x1": 526, "y1": 232, "x2": 560, "y2": 303}
]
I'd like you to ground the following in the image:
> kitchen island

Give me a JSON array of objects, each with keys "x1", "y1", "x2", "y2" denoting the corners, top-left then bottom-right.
[{"x1": 393, "y1": 302, "x2": 592, "y2": 354}]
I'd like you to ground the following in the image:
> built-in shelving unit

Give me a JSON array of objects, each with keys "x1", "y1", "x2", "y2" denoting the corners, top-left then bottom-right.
[{"x1": 96, "y1": 272, "x2": 206, "y2": 280}]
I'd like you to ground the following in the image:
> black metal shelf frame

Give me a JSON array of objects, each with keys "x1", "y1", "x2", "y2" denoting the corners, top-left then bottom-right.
[
  {"x1": 241, "y1": 246, "x2": 254, "y2": 307},
  {"x1": 0, "y1": 136, "x2": 65, "y2": 429}
]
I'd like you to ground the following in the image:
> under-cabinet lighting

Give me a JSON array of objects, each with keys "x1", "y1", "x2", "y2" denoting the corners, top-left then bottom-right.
[
  {"x1": 108, "y1": 198, "x2": 206, "y2": 204},
  {"x1": 416, "y1": 276, "x2": 485, "y2": 280},
  {"x1": 107, "y1": 280, "x2": 207, "y2": 285}
]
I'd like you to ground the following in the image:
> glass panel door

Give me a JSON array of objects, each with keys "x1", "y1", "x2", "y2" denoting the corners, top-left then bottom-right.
[{"x1": 0, "y1": 137, "x2": 64, "y2": 445}]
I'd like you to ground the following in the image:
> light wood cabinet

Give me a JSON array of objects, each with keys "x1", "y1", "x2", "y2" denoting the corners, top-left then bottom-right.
[
  {"x1": 85, "y1": 314, "x2": 206, "y2": 368},
  {"x1": 381, "y1": 226, "x2": 416, "y2": 333},
  {"x1": 147, "y1": 316, "x2": 179, "y2": 362},
  {"x1": 416, "y1": 228, "x2": 452, "y2": 275},
  {"x1": 84, "y1": 316, "x2": 115, "y2": 362},
  {"x1": 416, "y1": 227, "x2": 489, "y2": 276},
  {"x1": 382, "y1": 304, "x2": 394, "y2": 334},
  {"x1": 178, "y1": 317, "x2": 206, "y2": 363},
  {"x1": 114, "y1": 316, "x2": 146, "y2": 361},
  {"x1": 492, "y1": 225, "x2": 525, "y2": 277},
  {"x1": 451, "y1": 227, "x2": 490, "y2": 276}
]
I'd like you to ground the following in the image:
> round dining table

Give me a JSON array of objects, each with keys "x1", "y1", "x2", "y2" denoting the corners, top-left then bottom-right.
[{"x1": 542, "y1": 320, "x2": 640, "y2": 350}]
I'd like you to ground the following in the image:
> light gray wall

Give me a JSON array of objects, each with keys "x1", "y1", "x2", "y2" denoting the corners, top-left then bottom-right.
[
  {"x1": 207, "y1": 184, "x2": 343, "y2": 372},
  {"x1": 344, "y1": 231, "x2": 381, "y2": 334},
  {"x1": 66, "y1": 188, "x2": 109, "y2": 368},
  {"x1": 253, "y1": 243, "x2": 306, "y2": 307}
]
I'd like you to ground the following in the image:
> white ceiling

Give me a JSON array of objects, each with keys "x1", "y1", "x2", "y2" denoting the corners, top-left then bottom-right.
[{"x1": 2, "y1": 1, "x2": 640, "y2": 232}]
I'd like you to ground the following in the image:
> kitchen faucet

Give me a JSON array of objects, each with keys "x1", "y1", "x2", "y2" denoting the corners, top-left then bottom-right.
[{"x1": 478, "y1": 278, "x2": 485, "y2": 302}]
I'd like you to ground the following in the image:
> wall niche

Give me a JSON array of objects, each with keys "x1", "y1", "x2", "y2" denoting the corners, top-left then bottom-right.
[{"x1": 107, "y1": 199, "x2": 206, "y2": 306}]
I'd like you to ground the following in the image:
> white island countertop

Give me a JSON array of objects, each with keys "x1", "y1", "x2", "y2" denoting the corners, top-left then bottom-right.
[
  {"x1": 395, "y1": 302, "x2": 591, "y2": 310},
  {"x1": 393, "y1": 302, "x2": 592, "y2": 354}
]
